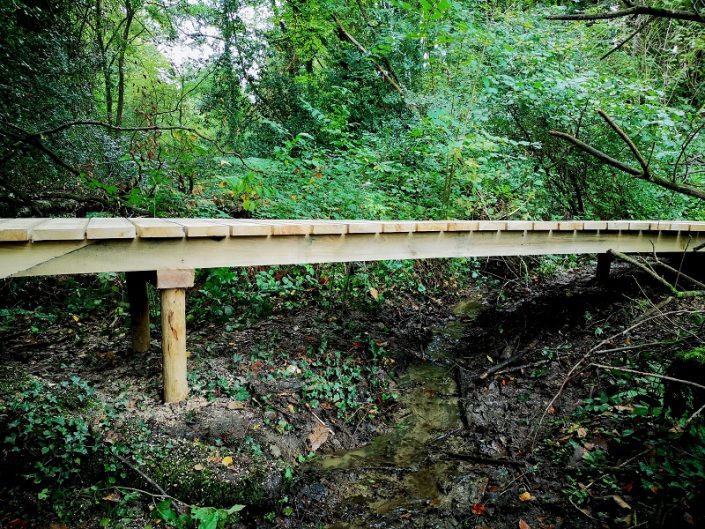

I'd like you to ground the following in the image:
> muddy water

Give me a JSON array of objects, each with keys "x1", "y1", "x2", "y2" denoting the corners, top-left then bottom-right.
[
  {"x1": 302, "y1": 301, "x2": 487, "y2": 527},
  {"x1": 309, "y1": 364, "x2": 464, "y2": 525}
]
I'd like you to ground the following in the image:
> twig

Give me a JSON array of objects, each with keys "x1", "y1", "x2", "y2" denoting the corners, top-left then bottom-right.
[
  {"x1": 447, "y1": 453, "x2": 526, "y2": 467},
  {"x1": 609, "y1": 249, "x2": 705, "y2": 298},
  {"x1": 114, "y1": 453, "x2": 184, "y2": 514},
  {"x1": 531, "y1": 310, "x2": 696, "y2": 447},
  {"x1": 601, "y1": 19, "x2": 652, "y2": 60},
  {"x1": 590, "y1": 363, "x2": 705, "y2": 391}
]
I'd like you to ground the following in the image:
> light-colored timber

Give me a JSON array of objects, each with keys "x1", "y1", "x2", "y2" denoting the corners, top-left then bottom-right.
[
  {"x1": 170, "y1": 218, "x2": 229, "y2": 238},
  {"x1": 87, "y1": 218, "x2": 136, "y2": 239},
  {"x1": 1, "y1": 219, "x2": 705, "y2": 278},
  {"x1": 0, "y1": 218, "x2": 45, "y2": 241},
  {"x1": 32, "y1": 218, "x2": 89, "y2": 241},
  {"x1": 131, "y1": 218, "x2": 184, "y2": 238},
  {"x1": 3, "y1": 216, "x2": 705, "y2": 404},
  {"x1": 160, "y1": 285, "x2": 188, "y2": 403}
]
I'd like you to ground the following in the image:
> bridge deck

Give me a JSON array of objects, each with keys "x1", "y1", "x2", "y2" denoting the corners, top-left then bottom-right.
[
  {"x1": 1, "y1": 218, "x2": 704, "y2": 279},
  {"x1": 2, "y1": 217, "x2": 703, "y2": 403}
]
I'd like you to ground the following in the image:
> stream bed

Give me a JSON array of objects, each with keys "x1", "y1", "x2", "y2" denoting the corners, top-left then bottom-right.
[{"x1": 300, "y1": 328, "x2": 491, "y2": 528}]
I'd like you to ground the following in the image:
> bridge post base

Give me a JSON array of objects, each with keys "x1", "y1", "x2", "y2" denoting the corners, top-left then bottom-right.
[
  {"x1": 126, "y1": 271, "x2": 151, "y2": 353},
  {"x1": 596, "y1": 252, "x2": 613, "y2": 283},
  {"x1": 157, "y1": 270, "x2": 195, "y2": 403}
]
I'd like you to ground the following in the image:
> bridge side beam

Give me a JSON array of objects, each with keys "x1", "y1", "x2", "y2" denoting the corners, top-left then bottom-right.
[{"x1": 156, "y1": 269, "x2": 195, "y2": 403}]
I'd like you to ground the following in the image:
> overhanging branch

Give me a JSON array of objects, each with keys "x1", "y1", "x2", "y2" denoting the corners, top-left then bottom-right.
[{"x1": 547, "y1": 5, "x2": 705, "y2": 25}]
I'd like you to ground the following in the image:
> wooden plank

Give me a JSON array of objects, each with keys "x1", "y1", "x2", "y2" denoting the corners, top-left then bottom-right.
[
  {"x1": 447, "y1": 221, "x2": 479, "y2": 231},
  {"x1": 32, "y1": 218, "x2": 88, "y2": 241},
  {"x1": 214, "y1": 219, "x2": 273, "y2": 236},
  {"x1": 9, "y1": 230, "x2": 700, "y2": 279},
  {"x1": 170, "y1": 218, "x2": 229, "y2": 238},
  {"x1": 381, "y1": 221, "x2": 416, "y2": 233},
  {"x1": 246, "y1": 220, "x2": 310, "y2": 236},
  {"x1": 130, "y1": 218, "x2": 184, "y2": 238},
  {"x1": 477, "y1": 221, "x2": 507, "y2": 231},
  {"x1": 156, "y1": 269, "x2": 195, "y2": 289},
  {"x1": 687, "y1": 222, "x2": 705, "y2": 232},
  {"x1": 606, "y1": 221, "x2": 631, "y2": 231},
  {"x1": 308, "y1": 221, "x2": 348, "y2": 235},
  {"x1": 0, "y1": 240, "x2": 90, "y2": 277},
  {"x1": 415, "y1": 221, "x2": 448, "y2": 232},
  {"x1": 506, "y1": 221, "x2": 534, "y2": 231},
  {"x1": 583, "y1": 221, "x2": 608, "y2": 231},
  {"x1": 628, "y1": 221, "x2": 651, "y2": 231},
  {"x1": 87, "y1": 218, "x2": 136, "y2": 239},
  {"x1": 532, "y1": 221, "x2": 559, "y2": 231},
  {"x1": 557, "y1": 221, "x2": 584, "y2": 231},
  {"x1": 0, "y1": 218, "x2": 46, "y2": 241},
  {"x1": 347, "y1": 221, "x2": 383, "y2": 234},
  {"x1": 658, "y1": 220, "x2": 690, "y2": 231}
]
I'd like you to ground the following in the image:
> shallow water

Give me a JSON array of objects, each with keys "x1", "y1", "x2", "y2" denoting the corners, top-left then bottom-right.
[
  {"x1": 309, "y1": 362, "x2": 474, "y2": 525},
  {"x1": 305, "y1": 300, "x2": 486, "y2": 527}
]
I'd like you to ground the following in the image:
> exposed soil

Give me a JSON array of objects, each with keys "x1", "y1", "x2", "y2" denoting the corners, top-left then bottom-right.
[{"x1": 1, "y1": 258, "x2": 704, "y2": 528}]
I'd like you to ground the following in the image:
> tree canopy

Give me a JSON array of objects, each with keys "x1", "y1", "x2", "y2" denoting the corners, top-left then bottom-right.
[{"x1": 0, "y1": 0, "x2": 704, "y2": 221}]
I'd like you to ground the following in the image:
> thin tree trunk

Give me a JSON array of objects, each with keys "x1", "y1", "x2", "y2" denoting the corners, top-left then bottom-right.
[
  {"x1": 115, "y1": 0, "x2": 134, "y2": 127},
  {"x1": 95, "y1": 0, "x2": 113, "y2": 124}
]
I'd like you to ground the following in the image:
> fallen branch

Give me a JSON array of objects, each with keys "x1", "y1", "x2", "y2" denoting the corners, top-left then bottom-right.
[
  {"x1": 608, "y1": 249, "x2": 705, "y2": 298},
  {"x1": 590, "y1": 363, "x2": 705, "y2": 391}
]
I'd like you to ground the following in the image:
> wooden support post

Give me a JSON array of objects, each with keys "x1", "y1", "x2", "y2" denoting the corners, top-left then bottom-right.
[
  {"x1": 126, "y1": 272, "x2": 151, "y2": 353},
  {"x1": 596, "y1": 252, "x2": 613, "y2": 283},
  {"x1": 157, "y1": 269, "x2": 195, "y2": 403}
]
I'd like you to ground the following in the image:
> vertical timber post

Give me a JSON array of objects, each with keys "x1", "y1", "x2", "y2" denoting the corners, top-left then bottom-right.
[
  {"x1": 596, "y1": 252, "x2": 613, "y2": 283},
  {"x1": 156, "y1": 269, "x2": 195, "y2": 403},
  {"x1": 126, "y1": 271, "x2": 151, "y2": 353}
]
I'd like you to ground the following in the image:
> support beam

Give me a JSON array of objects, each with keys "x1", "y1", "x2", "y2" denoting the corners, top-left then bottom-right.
[
  {"x1": 157, "y1": 269, "x2": 194, "y2": 403},
  {"x1": 126, "y1": 272, "x2": 151, "y2": 353},
  {"x1": 596, "y1": 252, "x2": 613, "y2": 283}
]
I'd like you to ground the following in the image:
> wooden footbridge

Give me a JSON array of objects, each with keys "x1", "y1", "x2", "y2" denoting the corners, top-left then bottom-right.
[{"x1": 2, "y1": 217, "x2": 704, "y2": 402}]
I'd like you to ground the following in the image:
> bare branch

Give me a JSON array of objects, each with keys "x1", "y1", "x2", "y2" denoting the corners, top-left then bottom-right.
[
  {"x1": 547, "y1": 5, "x2": 705, "y2": 25},
  {"x1": 550, "y1": 110, "x2": 705, "y2": 201}
]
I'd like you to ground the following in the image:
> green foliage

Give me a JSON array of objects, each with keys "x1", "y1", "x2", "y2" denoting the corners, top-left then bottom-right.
[
  {"x1": 555, "y1": 360, "x2": 705, "y2": 519},
  {"x1": 1, "y1": 375, "x2": 105, "y2": 487},
  {"x1": 300, "y1": 340, "x2": 395, "y2": 419},
  {"x1": 154, "y1": 500, "x2": 244, "y2": 529}
]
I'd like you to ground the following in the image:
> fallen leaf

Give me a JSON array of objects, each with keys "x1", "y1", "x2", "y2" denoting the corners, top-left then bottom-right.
[
  {"x1": 576, "y1": 427, "x2": 588, "y2": 438},
  {"x1": 622, "y1": 481, "x2": 634, "y2": 493},
  {"x1": 227, "y1": 401, "x2": 245, "y2": 410},
  {"x1": 547, "y1": 405, "x2": 557, "y2": 415},
  {"x1": 102, "y1": 492, "x2": 121, "y2": 502},
  {"x1": 369, "y1": 287, "x2": 379, "y2": 300},
  {"x1": 471, "y1": 503, "x2": 486, "y2": 515},
  {"x1": 308, "y1": 422, "x2": 331, "y2": 452},
  {"x1": 222, "y1": 456, "x2": 234, "y2": 466},
  {"x1": 193, "y1": 463, "x2": 204, "y2": 471},
  {"x1": 519, "y1": 519, "x2": 531, "y2": 529},
  {"x1": 612, "y1": 495, "x2": 632, "y2": 510},
  {"x1": 518, "y1": 491, "x2": 535, "y2": 502},
  {"x1": 71, "y1": 314, "x2": 80, "y2": 322}
]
